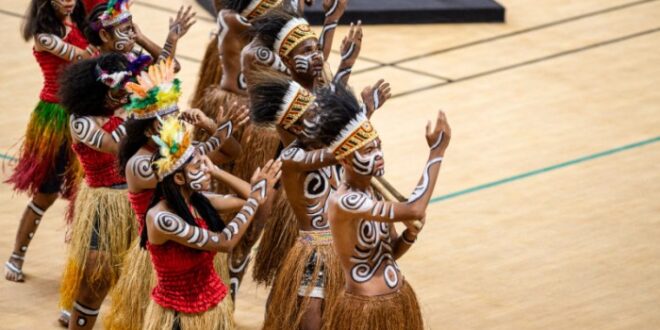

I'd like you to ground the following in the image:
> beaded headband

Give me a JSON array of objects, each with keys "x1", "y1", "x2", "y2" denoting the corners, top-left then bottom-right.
[
  {"x1": 274, "y1": 18, "x2": 317, "y2": 58},
  {"x1": 241, "y1": 0, "x2": 282, "y2": 19},
  {"x1": 328, "y1": 113, "x2": 379, "y2": 160}
]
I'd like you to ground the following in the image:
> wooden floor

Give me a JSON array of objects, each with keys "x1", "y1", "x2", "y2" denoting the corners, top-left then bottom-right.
[{"x1": 1, "y1": 0, "x2": 659, "y2": 329}]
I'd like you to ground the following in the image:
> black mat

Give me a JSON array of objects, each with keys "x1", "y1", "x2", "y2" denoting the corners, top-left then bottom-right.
[{"x1": 197, "y1": 0, "x2": 505, "y2": 25}]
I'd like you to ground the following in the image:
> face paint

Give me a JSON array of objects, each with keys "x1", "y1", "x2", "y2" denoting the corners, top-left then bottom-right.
[
  {"x1": 186, "y1": 158, "x2": 208, "y2": 191},
  {"x1": 112, "y1": 25, "x2": 134, "y2": 52},
  {"x1": 351, "y1": 141, "x2": 384, "y2": 177},
  {"x1": 51, "y1": 0, "x2": 74, "y2": 16},
  {"x1": 292, "y1": 53, "x2": 315, "y2": 73}
]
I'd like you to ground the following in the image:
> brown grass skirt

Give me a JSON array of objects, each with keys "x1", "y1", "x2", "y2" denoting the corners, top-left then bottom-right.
[
  {"x1": 191, "y1": 39, "x2": 223, "y2": 108},
  {"x1": 263, "y1": 231, "x2": 344, "y2": 329},
  {"x1": 328, "y1": 280, "x2": 423, "y2": 330},
  {"x1": 143, "y1": 295, "x2": 234, "y2": 330},
  {"x1": 104, "y1": 242, "x2": 231, "y2": 330},
  {"x1": 59, "y1": 183, "x2": 136, "y2": 310}
]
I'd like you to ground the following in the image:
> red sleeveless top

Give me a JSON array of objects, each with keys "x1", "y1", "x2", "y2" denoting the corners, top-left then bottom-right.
[
  {"x1": 72, "y1": 116, "x2": 126, "y2": 188},
  {"x1": 33, "y1": 22, "x2": 89, "y2": 103},
  {"x1": 148, "y1": 216, "x2": 228, "y2": 313},
  {"x1": 128, "y1": 189, "x2": 154, "y2": 231}
]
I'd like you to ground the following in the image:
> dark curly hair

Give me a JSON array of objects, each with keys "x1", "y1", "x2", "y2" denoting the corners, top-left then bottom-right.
[
  {"x1": 58, "y1": 52, "x2": 129, "y2": 117},
  {"x1": 140, "y1": 155, "x2": 226, "y2": 248},
  {"x1": 22, "y1": 0, "x2": 87, "y2": 41},
  {"x1": 313, "y1": 83, "x2": 362, "y2": 147},
  {"x1": 220, "y1": 0, "x2": 254, "y2": 13},
  {"x1": 247, "y1": 69, "x2": 292, "y2": 128},
  {"x1": 118, "y1": 117, "x2": 155, "y2": 177},
  {"x1": 83, "y1": 3, "x2": 109, "y2": 46}
]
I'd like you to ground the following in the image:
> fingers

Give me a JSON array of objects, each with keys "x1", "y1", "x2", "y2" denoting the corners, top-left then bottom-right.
[
  {"x1": 250, "y1": 167, "x2": 260, "y2": 183},
  {"x1": 373, "y1": 78, "x2": 384, "y2": 89},
  {"x1": 355, "y1": 20, "x2": 363, "y2": 40},
  {"x1": 426, "y1": 120, "x2": 432, "y2": 136}
]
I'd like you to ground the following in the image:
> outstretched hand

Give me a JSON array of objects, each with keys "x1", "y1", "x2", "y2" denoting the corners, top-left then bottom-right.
[
  {"x1": 361, "y1": 78, "x2": 391, "y2": 117},
  {"x1": 218, "y1": 102, "x2": 250, "y2": 130},
  {"x1": 250, "y1": 159, "x2": 283, "y2": 204},
  {"x1": 425, "y1": 110, "x2": 451, "y2": 152},
  {"x1": 169, "y1": 5, "x2": 197, "y2": 40}
]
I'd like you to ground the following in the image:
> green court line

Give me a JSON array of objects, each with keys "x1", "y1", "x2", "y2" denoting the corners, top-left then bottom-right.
[
  {"x1": 430, "y1": 135, "x2": 660, "y2": 204},
  {"x1": 0, "y1": 153, "x2": 16, "y2": 161}
]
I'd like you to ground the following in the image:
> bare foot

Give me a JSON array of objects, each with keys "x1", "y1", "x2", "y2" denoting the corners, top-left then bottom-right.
[{"x1": 4, "y1": 253, "x2": 25, "y2": 282}]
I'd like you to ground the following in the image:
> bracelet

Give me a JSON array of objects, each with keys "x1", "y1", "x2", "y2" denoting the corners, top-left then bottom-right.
[{"x1": 401, "y1": 230, "x2": 417, "y2": 245}]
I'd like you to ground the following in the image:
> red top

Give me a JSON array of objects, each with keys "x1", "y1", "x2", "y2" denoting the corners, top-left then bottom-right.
[
  {"x1": 148, "y1": 216, "x2": 228, "y2": 314},
  {"x1": 128, "y1": 189, "x2": 154, "y2": 231},
  {"x1": 82, "y1": 0, "x2": 107, "y2": 13},
  {"x1": 33, "y1": 22, "x2": 89, "y2": 103},
  {"x1": 72, "y1": 116, "x2": 126, "y2": 188}
]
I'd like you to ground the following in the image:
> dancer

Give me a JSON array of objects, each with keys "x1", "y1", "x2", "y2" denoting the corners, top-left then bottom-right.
[
  {"x1": 249, "y1": 72, "x2": 346, "y2": 329},
  {"x1": 214, "y1": 0, "x2": 285, "y2": 298},
  {"x1": 313, "y1": 85, "x2": 451, "y2": 330},
  {"x1": 142, "y1": 117, "x2": 281, "y2": 329},
  {"x1": 5, "y1": 0, "x2": 97, "y2": 283},
  {"x1": 57, "y1": 53, "x2": 137, "y2": 329},
  {"x1": 105, "y1": 59, "x2": 247, "y2": 330},
  {"x1": 85, "y1": 0, "x2": 195, "y2": 68}
]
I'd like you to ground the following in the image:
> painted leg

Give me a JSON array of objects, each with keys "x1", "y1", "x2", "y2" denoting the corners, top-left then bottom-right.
[
  {"x1": 5, "y1": 193, "x2": 58, "y2": 282},
  {"x1": 68, "y1": 251, "x2": 111, "y2": 330},
  {"x1": 299, "y1": 297, "x2": 322, "y2": 330}
]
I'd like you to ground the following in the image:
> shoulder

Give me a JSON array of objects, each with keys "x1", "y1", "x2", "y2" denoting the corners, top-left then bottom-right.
[
  {"x1": 335, "y1": 190, "x2": 373, "y2": 213},
  {"x1": 127, "y1": 154, "x2": 154, "y2": 178}
]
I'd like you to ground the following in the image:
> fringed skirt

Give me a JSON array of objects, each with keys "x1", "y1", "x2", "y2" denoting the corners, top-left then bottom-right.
[
  {"x1": 105, "y1": 240, "x2": 230, "y2": 330},
  {"x1": 328, "y1": 280, "x2": 423, "y2": 330},
  {"x1": 143, "y1": 295, "x2": 234, "y2": 330},
  {"x1": 190, "y1": 39, "x2": 223, "y2": 107},
  {"x1": 263, "y1": 230, "x2": 344, "y2": 329},
  {"x1": 252, "y1": 189, "x2": 299, "y2": 286},
  {"x1": 5, "y1": 100, "x2": 82, "y2": 199},
  {"x1": 59, "y1": 182, "x2": 136, "y2": 310}
]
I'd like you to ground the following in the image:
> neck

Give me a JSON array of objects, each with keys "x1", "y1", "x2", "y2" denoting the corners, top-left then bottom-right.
[
  {"x1": 292, "y1": 72, "x2": 315, "y2": 91},
  {"x1": 343, "y1": 168, "x2": 372, "y2": 191}
]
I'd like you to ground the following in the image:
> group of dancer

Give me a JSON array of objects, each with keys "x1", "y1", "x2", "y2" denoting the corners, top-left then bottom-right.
[{"x1": 4, "y1": 0, "x2": 452, "y2": 329}]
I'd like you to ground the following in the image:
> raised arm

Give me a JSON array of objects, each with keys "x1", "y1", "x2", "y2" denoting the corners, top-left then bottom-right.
[
  {"x1": 34, "y1": 34, "x2": 97, "y2": 62},
  {"x1": 319, "y1": 0, "x2": 348, "y2": 61},
  {"x1": 70, "y1": 115, "x2": 126, "y2": 155},
  {"x1": 182, "y1": 104, "x2": 250, "y2": 156},
  {"x1": 157, "y1": 5, "x2": 197, "y2": 71},
  {"x1": 280, "y1": 145, "x2": 337, "y2": 171},
  {"x1": 361, "y1": 79, "x2": 391, "y2": 118},
  {"x1": 335, "y1": 110, "x2": 451, "y2": 223},
  {"x1": 148, "y1": 159, "x2": 281, "y2": 253},
  {"x1": 333, "y1": 21, "x2": 362, "y2": 86}
]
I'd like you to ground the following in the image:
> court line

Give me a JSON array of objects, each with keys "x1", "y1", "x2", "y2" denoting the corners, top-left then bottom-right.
[
  {"x1": 430, "y1": 135, "x2": 660, "y2": 203},
  {"x1": 0, "y1": 8, "x2": 23, "y2": 19},
  {"x1": 390, "y1": 0, "x2": 658, "y2": 65},
  {"x1": 391, "y1": 26, "x2": 660, "y2": 99}
]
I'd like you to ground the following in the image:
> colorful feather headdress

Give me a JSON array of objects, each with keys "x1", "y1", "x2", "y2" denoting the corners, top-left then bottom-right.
[
  {"x1": 124, "y1": 58, "x2": 182, "y2": 120},
  {"x1": 92, "y1": 0, "x2": 133, "y2": 31},
  {"x1": 151, "y1": 116, "x2": 195, "y2": 180}
]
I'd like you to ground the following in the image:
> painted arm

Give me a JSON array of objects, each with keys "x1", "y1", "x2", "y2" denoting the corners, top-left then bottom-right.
[
  {"x1": 319, "y1": 0, "x2": 348, "y2": 61},
  {"x1": 182, "y1": 104, "x2": 249, "y2": 156},
  {"x1": 148, "y1": 159, "x2": 281, "y2": 252},
  {"x1": 126, "y1": 154, "x2": 158, "y2": 191},
  {"x1": 391, "y1": 216, "x2": 425, "y2": 259},
  {"x1": 34, "y1": 34, "x2": 97, "y2": 62},
  {"x1": 361, "y1": 79, "x2": 391, "y2": 118},
  {"x1": 336, "y1": 110, "x2": 451, "y2": 223},
  {"x1": 157, "y1": 5, "x2": 197, "y2": 71},
  {"x1": 251, "y1": 46, "x2": 289, "y2": 74},
  {"x1": 280, "y1": 146, "x2": 337, "y2": 172},
  {"x1": 206, "y1": 161, "x2": 252, "y2": 199},
  {"x1": 69, "y1": 115, "x2": 126, "y2": 155},
  {"x1": 333, "y1": 21, "x2": 362, "y2": 86},
  {"x1": 206, "y1": 137, "x2": 242, "y2": 164}
]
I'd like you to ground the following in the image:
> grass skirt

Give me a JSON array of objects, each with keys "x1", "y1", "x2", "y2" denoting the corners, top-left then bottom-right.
[
  {"x1": 328, "y1": 280, "x2": 423, "y2": 330},
  {"x1": 191, "y1": 39, "x2": 224, "y2": 108},
  {"x1": 263, "y1": 230, "x2": 344, "y2": 329},
  {"x1": 105, "y1": 241, "x2": 230, "y2": 330},
  {"x1": 59, "y1": 183, "x2": 136, "y2": 309},
  {"x1": 252, "y1": 189, "x2": 299, "y2": 286},
  {"x1": 143, "y1": 295, "x2": 234, "y2": 330},
  {"x1": 5, "y1": 100, "x2": 82, "y2": 199}
]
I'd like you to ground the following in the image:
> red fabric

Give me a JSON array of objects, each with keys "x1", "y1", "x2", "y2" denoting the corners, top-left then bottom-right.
[
  {"x1": 128, "y1": 189, "x2": 154, "y2": 230},
  {"x1": 148, "y1": 218, "x2": 228, "y2": 314},
  {"x1": 34, "y1": 23, "x2": 89, "y2": 103},
  {"x1": 82, "y1": 0, "x2": 107, "y2": 13},
  {"x1": 72, "y1": 116, "x2": 126, "y2": 187}
]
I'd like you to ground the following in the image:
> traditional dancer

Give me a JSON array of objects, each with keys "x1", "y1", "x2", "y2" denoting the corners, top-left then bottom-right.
[
  {"x1": 141, "y1": 117, "x2": 281, "y2": 329},
  {"x1": 249, "y1": 71, "x2": 346, "y2": 329},
  {"x1": 84, "y1": 0, "x2": 196, "y2": 67},
  {"x1": 57, "y1": 53, "x2": 137, "y2": 329},
  {"x1": 213, "y1": 0, "x2": 285, "y2": 298},
  {"x1": 314, "y1": 85, "x2": 452, "y2": 330},
  {"x1": 105, "y1": 58, "x2": 247, "y2": 330},
  {"x1": 5, "y1": 0, "x2": 97, "y2": 283}
]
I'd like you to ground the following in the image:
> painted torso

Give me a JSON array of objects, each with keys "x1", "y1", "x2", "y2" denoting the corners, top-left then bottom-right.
[{"x1": 329, "y1": 185, "x2": 402, "y2": 296}]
